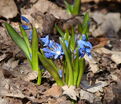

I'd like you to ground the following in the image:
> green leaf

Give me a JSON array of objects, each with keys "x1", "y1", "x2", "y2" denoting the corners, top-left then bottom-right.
[
  {"x1": 72, "y1": 0, "x2": 81, "y2": 15},
  {"x1": 32, "y1": 28, "x2": 38, "y2": 71},
  {"x1": 78, "y1": 24, "x2": 83, "y2": 33},
  {"x1": 83, "y1": 13, "x2": 90, "y2": 26},
  {"x1": 38, "y1": 52, "x2": 64, "y2": 86},
  {"x1": 77, "y1": 58, "x2": 85, "y2": 87},
  {"x1": 73, "y1": 50, "x2": 79, "y2": 86},
  {"x1": 4, "y1": 23, "x2": 31, "y2": 61},
  {"x1": 70, "y1": 27, "x2": 75, "y2": 51},
  {"x1": 39, "y1": 51, "x2": 57, "y2": 72},
  {"x1": 64, "y1": 0, "x2": 73, "y2": 14},
  {"x1": 64, "y1": 29, "x2": 70, "y2": 40},
  {"x1": 55, "y1": 24, "x2": 64, "y2": 37},
  {"x1": 82, "y1": 13, "x2": 90, "y2": 39},
  {"x1": 20, "y1": 26, "x2": 32, "y2": 55},
  {"x1": 60, "y1": 37, "x2": 73, "y2": 86}
]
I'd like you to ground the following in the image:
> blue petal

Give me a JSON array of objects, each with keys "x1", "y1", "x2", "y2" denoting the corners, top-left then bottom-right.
[
  {"x1": 81, "y1": 34, "x2": 87, "y2": 41},
  {"x1": 40, "y1": 35, "x2": 50, "y2": 46},
  {"x1": 81, "y1": 41, "x2": 92, "y2": 48},
  {"x1": 44, "y1": 52, "x2": 54, "y2": 58},
  {"x1": 85, "y1": 48, "x2": 91, "y2": 53},
  {"x1": 43, "y1": 48, "x2": 53, "y2": 53},
  {"x1": 86, "y1": 42, "x2": 92, "y2": 49},
  {"x1": 54, "y1": 54, "x2": 59, "y2": 59},
  {"x1": 79, "y1": 48, "x2": 85, "y2": 57},
  {"x1": 29, "y1": 30, "x2": 32, "y2": 40},
  {"x1": 77, "y1": 40, "x2": 85, "y2": 49},
  {"x1": 48, "y1": 40, "x2": 54, "y2": 48},
  {"x1": 21, "y1": 16, "x2": 30, "y2": 23},
  {"x1": 43, "y1": 48, "x2": 57, "y2": 55},
  {"x1": 21, "y1": 25, "x2": 30, "y2": 30},
  {"x1": 56, "y1": 43, "x2": 62, "y2": 51}
]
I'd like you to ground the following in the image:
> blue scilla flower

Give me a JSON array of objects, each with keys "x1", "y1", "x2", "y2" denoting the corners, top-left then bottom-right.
[
  {"x1": 40, "y1": 35, "x2": 64, "y2": 59},
  {"x1": 43, "y1": 41, "x2": 64, "y2": 59},
  {"x1": 21, "y1": 16, "x2": 30, "y2": 23},
  {"x1": 21, "y1": 16, "x2": 32, "y2": 40},
  {"x1": 77, "y1": 34, "x2": 92, "y2": 58},
  {"x1": 21, "y1": 25, "x2": 30, "y2": 30}
]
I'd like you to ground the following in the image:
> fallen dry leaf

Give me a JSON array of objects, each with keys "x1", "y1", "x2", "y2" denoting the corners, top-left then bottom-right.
[
  {"x1": 80, "y1": 89, "x2": 95, "y2": 103},
  {"x1": 0, "y1": 0, "x2": 18, "y2": 19},
  {"x1": 84, "y1": 55, "x2": 99, "y2": 73},
  {"x1": 44, "y1": 84, "x2": 62, "y2": 98},
  {"x1": 62, "y1": 85, "x2": 79, "y2": 100},
  {"x1": 86, "y1": 81, "x2": 108, "y2": 93}
]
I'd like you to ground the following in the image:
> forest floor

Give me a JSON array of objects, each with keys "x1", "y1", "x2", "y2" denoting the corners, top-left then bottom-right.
[{"x1": 0, "y1": 0, "x2": 121, "y2": 104}]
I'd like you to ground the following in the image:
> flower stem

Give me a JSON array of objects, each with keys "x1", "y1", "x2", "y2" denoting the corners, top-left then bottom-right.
[
  {"x1": 60, "y1": 38, "x2": 73, "y2": 86},
  {"x1": 73, "y1": 57, "x2": 79, "y2": 86},
  {"x1": 77, "y1": 58, "x2": 85, "y2": 87},
  {"x1": 37, "y1": 68, "x2": 42, "y2": 85}
]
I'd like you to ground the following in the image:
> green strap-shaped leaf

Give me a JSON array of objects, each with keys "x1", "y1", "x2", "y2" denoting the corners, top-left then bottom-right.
[
  {"x1": 32, "y1": 28, "x2": 38, "y2": 71},
  {"x1": 73, "y1": 50, "x2": 79, "y2": 86},
  {"x1": 60, "y1": 37, "x2": 73, "y2": 86},
  {"x1": 70, "y1": 27, "x2": 75, "y2": 51},
  {"x1": 4, "y1": 23, "x2": 31, "y2": 61},
  {"x1": 38, "y1": 52, "x2": 64, "y2": 86},
  {"x1": 77, "y1": 58, "x2": 85, "y2": 87},
  {"x1": 55, "y1": 24, "x2": 65, "y2": 37},
  {"x1": 82, "y1": 13, "x2": 90, "y2": 39},
  {"x1": 72, "y1": 0, "x2": 81, "y2": 15},
  {"x1": 64, "y1": 0, "x2": 74, "y2": 14},
  {"x1": 64, "y1": 29, "x2": 70, "y2": 40},
  {"x1": 20, "y1": 26, "x2": 32, "y2": 55}
]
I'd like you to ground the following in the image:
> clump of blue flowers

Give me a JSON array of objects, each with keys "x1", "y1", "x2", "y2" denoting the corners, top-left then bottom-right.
[
  {"x1": 5, "y1": 14, "x2": 92, "y2": 87},
  {"x1": 40, "y1": 34, "x2": 92, "y2": 59},
  {"x1": 39, "y1": 32, "x2": 92, "y2": 87}
]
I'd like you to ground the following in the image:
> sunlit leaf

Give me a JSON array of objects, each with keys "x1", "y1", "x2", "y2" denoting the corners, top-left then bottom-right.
[
  {"x1": 38, "y1": 52, "x2": 64, "y2": 86},
  {"x1": 20, "y1": 26, "x2": 32, "y2": 55},
  {"x1": 72, "y1": 0, "x2": 81, "y2": 15},
  {"x1": 32, "y1": 28, "x2": 38, "y2": 71},
  {"x1": 82, "y1": 13, "x2": 90, "y2": 39},
  {"x1": 77, "y1": 58, "x2": 85, "y2": 87},
  {"x1": 60, "y1": 37, "x2": 73, "y2": 85},
  {"x1": 64, "y1": 0, "x2": 73, "y2": 14},
  {"x1": 4, "y1": 23, "x2": 31, "y2": 61}
]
